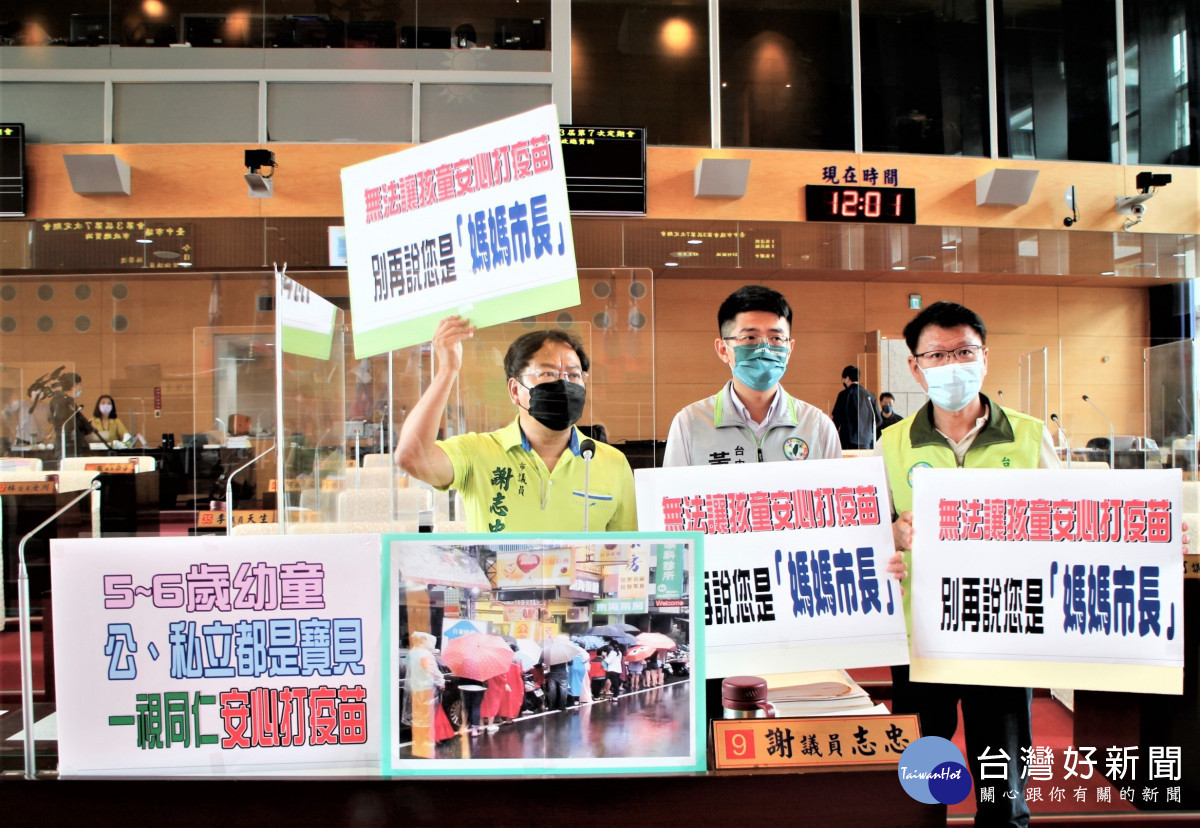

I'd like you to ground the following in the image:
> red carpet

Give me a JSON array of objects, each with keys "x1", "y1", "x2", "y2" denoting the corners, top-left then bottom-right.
[{"x1": 0, "y1": 626, "x2": 45, "y2": 698}]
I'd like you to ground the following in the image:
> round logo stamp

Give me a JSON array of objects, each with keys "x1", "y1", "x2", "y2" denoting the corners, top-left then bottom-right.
[
  {"x1": 907, "y1": 461, "x2": 933, "y2": 488},
  {"x1": 897, "y1": 736, "x2": 973, "y2": 805},
  {"x1": 782, "y1": 437, "x2": 809, "y2": 461}
]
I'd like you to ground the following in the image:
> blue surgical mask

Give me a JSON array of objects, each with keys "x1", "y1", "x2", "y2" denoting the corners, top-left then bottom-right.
[
  {"x1": 731, "y1": 343, "x2": 789, "y2": 392},
  {"x1": 921, "y1": 360, "x2": 983, "y2": 412}
]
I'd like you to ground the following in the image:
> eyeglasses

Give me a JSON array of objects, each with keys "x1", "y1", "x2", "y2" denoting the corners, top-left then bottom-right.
[
  {"x1": 912, "y1": 345, "x2": 984, "y2": 366},
  {"x1": 721, "y1": 334, "x2": 791, "y2": 347},
  {"x1": 521, "y1": 369, "x2": 588, "y2": 385}
]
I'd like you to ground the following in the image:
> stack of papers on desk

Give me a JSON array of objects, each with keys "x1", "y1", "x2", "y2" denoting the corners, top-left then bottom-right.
[{"x1": 764, "y1": 669, "x2": 881, "y2": 717}]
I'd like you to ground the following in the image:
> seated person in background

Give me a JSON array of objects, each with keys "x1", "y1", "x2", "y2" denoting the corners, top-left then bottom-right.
[
  {"x1": 17, "y1": 387, "x2": 51, "y2": 446},
  {"x1": 396, "y1": 315, "x2": 637, "y2": 533},
  {"x1": 48, "y1": 372, "x2": 88, "y2": 453},
  {"x1": 90, "y1": 395, "x2": 129, "y2": 445},
  {"x1": 878, "y1": 391, "x2": 904, "y2": 433},
  {"x1": 0, "y1": 387, "x2": 19, "y2": 452}
]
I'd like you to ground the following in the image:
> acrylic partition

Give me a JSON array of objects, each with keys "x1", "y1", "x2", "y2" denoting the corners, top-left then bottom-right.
[
  {"x1": 274, "y1": 280, "x2": 349, "y2": 535},
  {"x1": 1018, "y1": 347, "x2": 1050, "y2": 425},
  {"x1": 0, "y1": 361, "x2": 79, "y2": 462},
  {"x1": 1146, "y1": 340, "x2": 1199, "y2": 513},
  {"x1": 191, "y1": 325, "x2": 277, "y2": 526}
]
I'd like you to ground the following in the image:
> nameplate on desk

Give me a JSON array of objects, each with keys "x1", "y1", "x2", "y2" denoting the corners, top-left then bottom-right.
[
  {"x1": 711, "y1": 713, "x2": 920, "y2": 771},
  {"x1": 268, "y1": 478, "x2": 303, "y2": 492},
  {"x1": 1184, "y1": 556, "x2": 1200, "y2": 579},
  {"x1": 0, "y1": 480, "x2": 57, "y2": 495},
  {"x1": 84, "y1": 462, "x2": 138, "y2": 473},
  {"x1": 197, "y1": 510, "x2": 278, "y2": 528}
]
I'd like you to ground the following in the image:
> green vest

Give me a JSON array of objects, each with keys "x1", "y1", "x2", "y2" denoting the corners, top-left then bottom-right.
[{"x1": 879, "y1": 394, "x2": 1045, "y2": 633}]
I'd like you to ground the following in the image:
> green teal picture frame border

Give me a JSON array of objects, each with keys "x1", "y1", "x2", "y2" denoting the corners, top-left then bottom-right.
[{"x1": 381, "y1": 531, "x2": 706, "y2": 777}]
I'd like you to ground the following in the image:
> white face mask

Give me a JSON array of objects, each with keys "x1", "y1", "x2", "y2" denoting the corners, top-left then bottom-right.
[
  {"x1": 921, "y1": 360, "x2": 983, "y2": 413},
  {"x1": 99, "y1": 403, "x2": 113, "y2": 416}
]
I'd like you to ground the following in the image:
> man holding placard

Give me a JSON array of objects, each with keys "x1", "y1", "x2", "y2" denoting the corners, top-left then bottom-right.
[
  {"x1": 882, "y1": 301, "x2": 1059, "y2": 827},
  {"x1": 662, "y1": 285, "x2": 840, "y2": 467},
  {"x1": 397, "y1": 315, "x2": 637, "y2": 533}
]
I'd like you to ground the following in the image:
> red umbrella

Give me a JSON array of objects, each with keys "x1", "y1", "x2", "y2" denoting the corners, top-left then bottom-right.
[
  {"x1": 624, "y1": 644, "x2": 655, "y2": 662},
  {"x1": 636, "y1": 632, "x2": 677, "y2": 651},
  {"x1": 442, "y1": 632, "x2": 514, "y2": 681}
]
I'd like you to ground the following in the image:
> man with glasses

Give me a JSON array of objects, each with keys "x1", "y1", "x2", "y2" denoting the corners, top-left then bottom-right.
[
  {"x1": 881, "y1": 301, "x2": 1059, "y2": 827},
  {"x1": 396, "y1": 315, "x2": 637, "y2": 533},
  {"x1": 663, "y1": 284, "x2": 840, "y2": 467}
]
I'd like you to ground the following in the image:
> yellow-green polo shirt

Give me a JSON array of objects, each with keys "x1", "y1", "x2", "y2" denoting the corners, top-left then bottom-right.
[{"x1": 437, "y1": 419, "x2": 638, "y2": 533}]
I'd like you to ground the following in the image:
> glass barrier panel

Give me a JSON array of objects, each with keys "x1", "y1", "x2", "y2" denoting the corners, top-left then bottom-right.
[
  {"x1": 192, "y1": 325, "x2": 276, "y2": 531},
  {"x1": 1018, "y1": 346, "x2": 1049, "y2": 423},
  {"x1": 1147, "y1": 340, "x2": 1197, "y2": 497},
  {"x1": 275, "y1": 272, "x2": 347, "y2": 533}
]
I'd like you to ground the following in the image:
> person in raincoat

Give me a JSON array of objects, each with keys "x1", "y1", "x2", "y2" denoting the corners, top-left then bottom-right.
[
  {"x1": 567, "y1": 652, "x2": 588, "y2": 706},
  {"x1": 402, "y1": 631, "x2": 444, "y2": 759}
]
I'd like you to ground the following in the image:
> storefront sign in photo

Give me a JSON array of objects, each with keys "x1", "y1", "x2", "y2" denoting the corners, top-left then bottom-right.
[
  {"x1": 636, "y1": 457, "x2": 910, "y2": 678},
  {"x1": 909, "y1": 468, "x2": 1184, "y2": 693}
]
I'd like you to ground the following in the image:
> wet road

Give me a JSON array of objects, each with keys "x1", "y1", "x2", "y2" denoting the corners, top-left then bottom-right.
[{"x1": 399, "y1": 680, "x2": 695, "y2": 761}]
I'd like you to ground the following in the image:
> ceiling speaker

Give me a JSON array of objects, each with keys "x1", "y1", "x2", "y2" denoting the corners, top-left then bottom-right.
[
  {"x1": 63, "y1": 154, "x2": 131, "y2": 195},
  {"x1": 976, "y1": 169, "x2": 1039, "y2": 206},
  {"x1": 694, "y1": 158, "x2": 751, "y2": 199}
]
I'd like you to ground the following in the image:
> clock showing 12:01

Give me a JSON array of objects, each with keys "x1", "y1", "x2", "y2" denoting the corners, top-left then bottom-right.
[{"x1": 804, "y1": 184, "x2": 917, "y2": 224}]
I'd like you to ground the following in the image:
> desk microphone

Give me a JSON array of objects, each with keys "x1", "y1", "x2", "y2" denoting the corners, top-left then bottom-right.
[
  {"x1": 580, "y1": 438, "x2": 596, "y2": 532},
  {"x1": 1082, "y1": 394, "x2": 1116, "y2": 469},
  {"x1": 1050, "y1": 413, "x2": 1071, "y2": 468},
  {"x1": 1178, "y1": 396, "x2": 1193, "y2": 435}
]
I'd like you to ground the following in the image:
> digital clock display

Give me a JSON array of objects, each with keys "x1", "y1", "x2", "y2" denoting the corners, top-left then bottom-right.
[{"x1": 805, "y1": 184, "x2": 917, "y2": 224}]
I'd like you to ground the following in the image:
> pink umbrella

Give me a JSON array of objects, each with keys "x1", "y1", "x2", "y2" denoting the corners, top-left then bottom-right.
[
  {"x1": 624, "y1": 644, "x2": 655, "y2": 662},
  {"x1": 442, "y1": 632, "x2": 514, "y2": 681},
  {"x1": 636, "y1": 632, "x2": 677, "y2": 651}
]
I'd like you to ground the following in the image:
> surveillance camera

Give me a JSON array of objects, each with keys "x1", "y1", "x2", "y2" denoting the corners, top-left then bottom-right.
[
  {"x1": 1115, "y1": 193, "x2": 1153, "y2": 215},
  {"x1": 1136, "y1": 171, "x2": 1172, "y2": 193}
]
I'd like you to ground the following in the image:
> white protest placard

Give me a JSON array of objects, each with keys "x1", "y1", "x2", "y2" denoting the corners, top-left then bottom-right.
[
  {"x1": 910, "y1": 468, "x2": 1184, "y2": 693},
  {"x1": 278, "y1": 269, "x2": 337, "y2": 360},
  {"x1": 52, "y1": 535, "x2": 383, "y2": 776},
  {"x1": 340, "y1": 104, "x2": 580, "y2": 358},
  {"x1": 636, "y1": 457, "x2": 909, "y2": 677}
]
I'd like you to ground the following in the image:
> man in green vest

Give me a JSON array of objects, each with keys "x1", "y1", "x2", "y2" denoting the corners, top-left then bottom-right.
[{"x1": 882, "y1": 301, "x2": 1059, "y2": 827}]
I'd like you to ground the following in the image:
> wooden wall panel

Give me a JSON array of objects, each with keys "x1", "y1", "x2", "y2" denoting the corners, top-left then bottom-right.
[
  {"x1": 962, "y1": 284, "x2": 1060, "y2": 336},
  {"x1": 865, "y1": 283, "x2": 966, "y2": 337},
  {"x1": 643, "y1": 148, "x2": 1197, "y2": 235},
  {"x1": 1057, "y1": 287, "x2": 1150, "y2": 338},
  {"x1": 652, "y1": 280, "x2": 745, "y2": 333},
  {"x1": 24, "y1": 145, "x2": 1199, "y2": 235}
]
